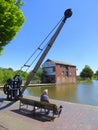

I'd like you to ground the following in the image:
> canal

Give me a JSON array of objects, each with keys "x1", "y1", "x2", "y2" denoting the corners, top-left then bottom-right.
[{"x1": 24, "y1": 80, "x2": 98, "y2": 106}]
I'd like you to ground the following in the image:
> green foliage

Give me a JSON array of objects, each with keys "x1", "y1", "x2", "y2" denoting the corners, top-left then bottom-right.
[
  {"x1": 0, "y1": 67, "x2": 43, "y2": 85},
  {"x1": 95, "y1": 70, "x2": 98, "y2": 75},
  {"x1": 15, "y1": 70, "x2": 28, "y2": 80},
  {"x1": 15, "y1": 0, "x2": 25, "y2": 8},
  {"x1": 0, "y1": 67, "x2": 14, "y2": 84},
  {"x1": 0, "y1": 67, "x2": 29, "y2": 85},
  {"x1": 0, "y1": 0, "x2": 25, "y2": 54},
  {"x1": 31, "y1": 67, "x2": 43, "y2": 81},
  {"x1": 94, "y1": 70, "x2": 98, "y2": 79},
  {"x1": 80, "y1": 65, "x2": 94, "y2": 79},
  {"x1": 86, "y1": 77, "x2": 92, "y2": 83}
]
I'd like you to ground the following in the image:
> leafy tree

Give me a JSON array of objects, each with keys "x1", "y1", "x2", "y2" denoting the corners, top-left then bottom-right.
[
  {"x1": 0, "y1": 0, "x2": 25, "y2": 55},
  {"x1": 94, "y1": 70, "x2": 98, "y2": 79},
  {"x1": 29, "y1": 67, "x2": 43, "y2": 81},
  {"x1": 80, "y1": 65, "x2": 94, "y2": 79},
  {"x1": 0, "y1": 67, "x2": 29, "y2": 85},
  {"x1": 0, "y1": 67, "x2": 44, "y2": 85},
  {"x1": 0, "y1": 68, "x2": 4, "y2": 84},
  {"x1": 15, "y1": 70, "x2": 29, "y2": 80},
  {"x1": 95, "y1": 70, "x2": 98, "y2": 75},
  {"x1": 0, "y1": 68, "x2": 12, "y2": 84},
  {"x1": 15, "y1": 0, "x2": 24, "y2": 8},
  {"x1": 2, "y1": 68, "x2": 14, "y2": 83}
]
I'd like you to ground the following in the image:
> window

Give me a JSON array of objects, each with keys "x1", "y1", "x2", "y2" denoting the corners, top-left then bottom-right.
[
  {"x1": 69, "y1": 72, "x2": 72, "y2": 76},
  {"x1": 53, "y1": 67, "x2": 55, "y2": 72},
  {"x1": 66, "y1": 71, "x2": 69, "y2": 77},
  {"x1": 65, "y1": 66, "x2": 68, "y2": 70},
  {"x1": 61, "y1": 71, "x2": 64, "y2": 75}
]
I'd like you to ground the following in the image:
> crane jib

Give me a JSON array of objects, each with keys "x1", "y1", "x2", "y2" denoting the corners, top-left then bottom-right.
[{"x1": 21, "y1": 9, "x2": 72, "y2": 94}]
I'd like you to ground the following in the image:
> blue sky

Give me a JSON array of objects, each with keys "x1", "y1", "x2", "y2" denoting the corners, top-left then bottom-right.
[{"x1": 0, "y1": 0, "x2": 98, "y2": 75}]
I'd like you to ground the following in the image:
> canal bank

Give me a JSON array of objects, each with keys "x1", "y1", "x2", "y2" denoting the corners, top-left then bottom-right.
[
  {"x1": 1, "y1": 90, "x2": 98, "y2": 130},
  {"x1": 25, "y1": 80, "x2": 98, "y2": 106}
]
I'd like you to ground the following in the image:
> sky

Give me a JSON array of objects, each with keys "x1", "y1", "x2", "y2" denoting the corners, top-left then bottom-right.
[{"x1": 0, "y1": 0, "x2": 98, "y2": 75}]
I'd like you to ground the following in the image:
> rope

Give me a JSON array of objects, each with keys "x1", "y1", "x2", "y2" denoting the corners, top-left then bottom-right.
[{"x1": 20, "y1": 16, "x2": 64, "y2": 72}]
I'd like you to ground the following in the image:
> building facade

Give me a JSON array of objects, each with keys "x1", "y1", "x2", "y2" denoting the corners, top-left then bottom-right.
[{"x1": 42, "y1": 59, "x2": 76, "y2": 84}]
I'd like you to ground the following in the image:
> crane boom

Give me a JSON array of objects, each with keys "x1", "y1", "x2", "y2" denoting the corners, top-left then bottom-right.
[{"x1": 22, "y1": 9, "x2": 72, "y2": 93}]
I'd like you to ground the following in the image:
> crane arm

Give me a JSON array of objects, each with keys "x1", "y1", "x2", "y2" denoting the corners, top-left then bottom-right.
[{"x1": 21, "y1": 9, "x2": 72, "y2": 93}]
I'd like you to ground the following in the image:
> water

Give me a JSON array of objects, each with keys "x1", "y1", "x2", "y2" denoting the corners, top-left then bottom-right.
[{"x1": 24, "y1": 80, "x2": 98, "y2": 106}]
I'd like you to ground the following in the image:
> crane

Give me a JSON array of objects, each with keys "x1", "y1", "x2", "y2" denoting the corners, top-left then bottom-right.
[
  {"x1": 3, "y1": 9, "x2": 72, "y2": 100},
  {"x1": 21, "y1": 8, "x2": 72, "y2": 94}
]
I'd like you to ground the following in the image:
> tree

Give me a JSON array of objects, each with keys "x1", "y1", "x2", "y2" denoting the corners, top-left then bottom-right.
[
  {"x1": 80, "y1": 65, "x2": 94, "y2": 79},
  {"x1": 15, "y1": 0, "x2": 24, "y2": 8},
  {"x1": 95, "y1": 70, "x2": 98, "y2": 75},
  {"x1": 0, "y1": 68, "x2": 14, "y2": 84},
  {"x1": 29, "y1": 67, "x2": 43, "y2": 81},
  {"x1": 0, "y1": 67, "x2": 29, "y2": 85},
  {"x1": 0, "y1": 68, "x2": 4, "y2": 84},
  {"x1": 15, "y1": 70, "x2": 29, "y2": 80},
  {"x1": 94, "y1": 70, "x2": 98, "y2": 79},
  {"x1": 0, "y1": 0, "x2": 25, "y2": 55}
]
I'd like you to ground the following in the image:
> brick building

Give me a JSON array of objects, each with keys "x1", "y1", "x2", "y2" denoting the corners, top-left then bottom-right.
[{"x1": 42, "y1": 59, "x2": 76, "y2": 84}]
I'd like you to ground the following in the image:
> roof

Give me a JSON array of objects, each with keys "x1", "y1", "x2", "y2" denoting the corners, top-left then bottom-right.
[{"x1": 46, "y1": 59, "x2": 76, "y2": 67}]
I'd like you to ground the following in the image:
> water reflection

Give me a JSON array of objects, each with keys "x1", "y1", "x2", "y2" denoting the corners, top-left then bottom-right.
[{"x1": 24, "y1": 80, "x2": 98, "y2": 106}]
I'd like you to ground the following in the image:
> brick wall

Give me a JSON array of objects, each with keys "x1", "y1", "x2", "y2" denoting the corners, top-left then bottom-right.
[{"x1": 55, "y1": 64, "x2": 76, "y2": 84}]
